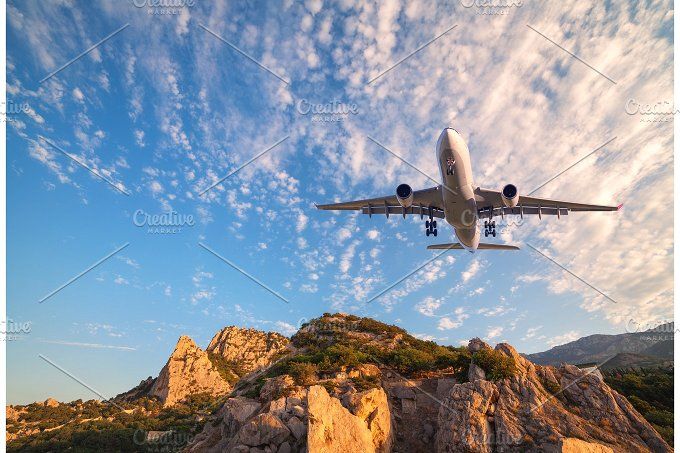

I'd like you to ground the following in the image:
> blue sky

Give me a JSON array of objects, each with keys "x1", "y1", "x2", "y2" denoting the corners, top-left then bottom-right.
[{"x1": 6, "y1": 0, "x2": 673, "y2": 404}]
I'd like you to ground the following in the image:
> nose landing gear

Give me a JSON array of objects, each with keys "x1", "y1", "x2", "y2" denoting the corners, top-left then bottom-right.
[
  {"x1": 484, "y1": 220, "x2": 496, "y2": 237},
  {"x1": 425, "y1": 220, "x2": 438, "y2": 237}
]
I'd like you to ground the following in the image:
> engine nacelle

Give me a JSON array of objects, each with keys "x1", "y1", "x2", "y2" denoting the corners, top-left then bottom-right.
[
  {"x1": 501, "y1": 184, "x2": 519, "y2": 208},
  {"x1": 396, "y1": 183, "x2": 413, "y2": 208}
]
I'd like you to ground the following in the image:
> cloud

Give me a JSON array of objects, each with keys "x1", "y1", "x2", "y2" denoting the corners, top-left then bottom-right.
[
  {"x1": 274, "y1": 321, "x2": 297, "y2": 336},
  {"x1": 461, "y1": 259, "x2": 482, "y2": 283},
  {"x1": 437, "y1": 307, "x2": 469, "y2": 330},
  {"x1": 547, "y1": 330, "x2": 581, "y2": 348},
  {"x1": 415, "y1": 296, "x2": 442, "y2": 317},
  {"x1": 522, "y1": 326, "x2": 543, "y2": 341},
  {"x1": 486, "y1": 326, "x2": 503, "y2": 340},
  {"x1": 39, "y1": 340, "x2": 135, "y2": 351}
]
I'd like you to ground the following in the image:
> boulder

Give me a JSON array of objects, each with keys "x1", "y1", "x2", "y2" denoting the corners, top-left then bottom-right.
[
  {"x1": 307, "y1": 385, "x2": 376, "y2": 453},
  {"x1": 468, "y1": 363, "x2": 486, "y2": 381},
  {"x1": 237, "y1": 413, "x2": 290, "y2": 447},
  {"x1": 260, "y1": 375, "x2": 295, "y2": 402},
  {"x1": 468, "y1": 337, "x2": 492, "y2": 353},
  {"x1": 43, "y1": 398, "x2": 59, "y2": 408},
  {"x1": 435, "y1": 380, "x2": 498, "y2": 453},
  {"x1": 345, "y1": 388, "x2": 393, "y2": 453}
]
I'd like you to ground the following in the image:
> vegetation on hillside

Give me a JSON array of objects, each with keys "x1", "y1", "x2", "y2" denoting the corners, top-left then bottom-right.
[
  {"x1": 7, "y1": 394, "x2": 222, "y2": 452},
  {"x1": 286, "y1": 313, "x2": 472, "y2": 379},
  {"x1": 207, "y1": 352, "x2": 244, "y2": 385},
  {"x1": 603, "y1": 367, "x2": 673, "y2": 446}
]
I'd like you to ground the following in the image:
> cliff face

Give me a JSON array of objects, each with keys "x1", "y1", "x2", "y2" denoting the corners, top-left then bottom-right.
[
  {"x1": 206, "y1": 326, "x2": 290, "y2": 374},
  {"x1": 148, "y1": 336, "x2": 231, "y2": 407},
  {"x1": 435, "y1": 340, "x2": 669, "y2": 452},
  {"x1": 185, "y1": 314, "x2": 671, "y2": 453}
]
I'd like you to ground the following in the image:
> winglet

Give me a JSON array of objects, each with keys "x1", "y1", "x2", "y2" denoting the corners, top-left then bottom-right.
[{"x1": 617, "y1": 203, "x2": 624, "y2": 211}]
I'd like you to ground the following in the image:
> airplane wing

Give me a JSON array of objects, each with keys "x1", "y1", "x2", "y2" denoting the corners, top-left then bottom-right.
[
  {"x1": 474, "y1": 188, "x2": 621, "y2": 219},
  {"x1": 428, "y1": 243, "x2": 519, "y2": 250},
  {"x1": 316, "y1": 186, "x2": 445, "y2": 218}
]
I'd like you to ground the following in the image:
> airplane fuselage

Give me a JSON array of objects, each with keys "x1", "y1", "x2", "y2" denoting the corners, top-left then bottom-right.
[{"x1": 436, "y1": 128, "x2": 480, "y2": 251}]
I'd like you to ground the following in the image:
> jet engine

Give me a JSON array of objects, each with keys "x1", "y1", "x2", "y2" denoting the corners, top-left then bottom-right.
[
  {"x1": 501, "y1": 184, "x2": 519, "y2": 208},
  {"x1": 396, "y1": 183, "x2": 413, "y2": 208}
]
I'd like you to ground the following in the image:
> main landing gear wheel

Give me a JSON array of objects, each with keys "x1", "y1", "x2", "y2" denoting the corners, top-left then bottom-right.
[
  {"x1": 484, "y1": 220, "x2": 496, "y2": 237},
  {"x1": 425, "y1": 219, "x2": 438, "y2": 236}
]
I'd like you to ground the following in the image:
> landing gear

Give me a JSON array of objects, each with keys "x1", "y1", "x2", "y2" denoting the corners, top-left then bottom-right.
[
  {"x1": 425, "y1": 220, "x2": 438, "y2": 237},
  {"x1": 446, "y1": 157, "x2": 455, "y2": 175},
  {"x1": 484, "y1": 220, "x2": 496, "y2": 237}
]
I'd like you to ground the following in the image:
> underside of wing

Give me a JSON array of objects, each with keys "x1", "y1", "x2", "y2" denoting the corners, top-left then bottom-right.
[
  {"x1": 475, "y1": 188, "x2": 621, "y2": 219},
  {"x1": 427, "y1": 243, "x2": 520, "y2": 250},
  {"x1": 316, "y1": 186, "x2": 444, "y2": 218}
]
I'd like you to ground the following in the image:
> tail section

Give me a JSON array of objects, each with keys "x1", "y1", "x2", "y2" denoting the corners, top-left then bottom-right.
[{"x1": 427, "y1": 242, "x2": 519, "y2": 251}]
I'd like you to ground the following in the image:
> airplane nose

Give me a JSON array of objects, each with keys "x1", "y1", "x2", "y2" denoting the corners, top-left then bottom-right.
[{"x1": 439, "y1": 128, "x2": 459, "y2": 150}]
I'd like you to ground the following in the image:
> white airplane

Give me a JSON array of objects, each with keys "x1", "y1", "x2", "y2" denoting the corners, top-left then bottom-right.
[{"x1": 317, "y1": 128, "x2": 622, "y2": 252}]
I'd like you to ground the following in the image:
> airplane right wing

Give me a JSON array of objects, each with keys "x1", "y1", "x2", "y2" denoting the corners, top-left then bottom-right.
[
  {"x1": 474, "y1": 188, "x2": 621, "y2": 219},
  {"x1": 316, "y1": 186, "x2": 445, "y2": 218}
]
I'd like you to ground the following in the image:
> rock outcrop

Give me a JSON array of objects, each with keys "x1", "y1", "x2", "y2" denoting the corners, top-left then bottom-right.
[
  {"x1": 307, "y1": 385, "x2": 376, "y2": 452},
  {"x1": 435, "y1": 339, "x2": 671, "y2": 452},
  {"x1": 206, "y1": 326, "x2": 290, "y2": 374},
  {"x1": 148, "y1": 336, "x2": 230, "y2": 406},
  {"x1": 187, "y1": 378, "x2": 392, "y2": 453}
]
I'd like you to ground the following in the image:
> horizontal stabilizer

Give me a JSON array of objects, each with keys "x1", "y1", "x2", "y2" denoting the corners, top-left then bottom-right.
[{"x1": 427, "y1": 242, "x2": 520, "y2": 251}]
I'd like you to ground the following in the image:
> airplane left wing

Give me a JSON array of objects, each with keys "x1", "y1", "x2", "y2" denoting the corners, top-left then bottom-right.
[
  {"x1": 474, "y1": 188, "x2": 621, "y2": 219},
  {"x1": 316, "y1": 186, "x2": 445, "y2": 218}
]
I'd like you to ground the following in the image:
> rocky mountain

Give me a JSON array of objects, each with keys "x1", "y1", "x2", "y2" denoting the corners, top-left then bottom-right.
[
  {"x1": 116, "y1": 328, "x2": 290, "y2": 407},
  {"x1": 206, "y1": 326, "x2": 290, "y2": 374},
  {"x1": 6, "y1": 314, "x2": 672, "y2": 452},
  {"x1": 185, "y1": 313, "x2": 670, "y2": 452},
  {"x1": 149, "y1": 336, "x2": 232, "y2": 407},
  {"x1": 526, "y1": 322, "x2": 674, "y2": 367}
]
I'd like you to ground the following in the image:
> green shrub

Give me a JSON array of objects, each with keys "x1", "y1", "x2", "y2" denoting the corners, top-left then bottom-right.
[
  {"x1": 471, "y1": 349, "x2": 516, "y2": 381},
  {"x1": 287, "y1": 362, "x2": 318, "y2": 385},
  {"x1": 540, "y1": 378, "x2": 561, "y2": 395},
  {"x1": 207, "y1": 352, "x2": 244, "y2": 385}
]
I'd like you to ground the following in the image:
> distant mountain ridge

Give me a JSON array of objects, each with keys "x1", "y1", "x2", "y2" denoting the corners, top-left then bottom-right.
[{"x1": 526, "y1": 322, "x2": 674, "y2": 367}]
